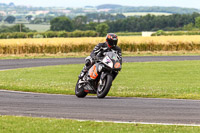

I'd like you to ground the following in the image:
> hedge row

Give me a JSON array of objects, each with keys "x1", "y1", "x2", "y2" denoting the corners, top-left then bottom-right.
[
  {"x1": 0, "y1": 30, "x2": 98, "y2": 39},
  {"x1": 152, "y1": 31, "x2": 200, "y2": 36},
  {"x1": 116, "y1": 32, "x2": 142, "y2": 36},
  {"x1": 1, "y1": 42, "x2": 200, "y2": 54}
]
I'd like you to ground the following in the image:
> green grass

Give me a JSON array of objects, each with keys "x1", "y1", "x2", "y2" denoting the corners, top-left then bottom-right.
[
  {"x1": 0, "y1": 53, "x2": 88, "y2": 60},
  {"x1": 1, "y1": 61, "x2": 200, "y2": 99},
  {"x1": 24, "y1": 24, "x2": 50, "y2": 32},
  {"x1": 0, "y1": 115, "x2": 199, "y2": 133},
  {"x1": 0, "y1": 23, "x2": 50, "y2": 32},
  {"x1": 1, "y1": 51, "x2": 200, "y2": 60}
]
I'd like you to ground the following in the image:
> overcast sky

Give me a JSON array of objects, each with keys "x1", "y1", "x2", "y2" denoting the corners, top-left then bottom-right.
[{"x1": 1, "y1": 0, "x2": 200, "y2": 9}]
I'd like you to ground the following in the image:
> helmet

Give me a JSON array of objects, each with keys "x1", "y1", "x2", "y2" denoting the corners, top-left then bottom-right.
[{"x1": 106, "y1": 33, "x2": 118, "y2": 48}]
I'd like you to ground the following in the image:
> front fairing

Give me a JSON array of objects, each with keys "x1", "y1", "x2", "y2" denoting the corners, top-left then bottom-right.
[{"x1": 102, "y1": 52, "x2": 122, "y2": 70}]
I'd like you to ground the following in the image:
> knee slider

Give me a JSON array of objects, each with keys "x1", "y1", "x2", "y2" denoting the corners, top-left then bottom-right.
[{"x1": 85, "y1": 59, "x2": 91, "y2": 67}]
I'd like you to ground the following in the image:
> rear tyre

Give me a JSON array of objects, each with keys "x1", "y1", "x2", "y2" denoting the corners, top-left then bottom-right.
[
  {"x1": 97, "y1": 74, "x2": 113, "y2": 98},
  {"x1": 75, "y1": 79, "x2": 87, "y2": 98}
]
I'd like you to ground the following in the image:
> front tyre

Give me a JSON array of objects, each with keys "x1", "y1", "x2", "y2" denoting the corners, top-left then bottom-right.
[
  {"x1": 75, "y1": 79, "x2": 87, "y2": 98},
  {"x1": 97, "y1": 74, "x2": 113, "y2": 98}
]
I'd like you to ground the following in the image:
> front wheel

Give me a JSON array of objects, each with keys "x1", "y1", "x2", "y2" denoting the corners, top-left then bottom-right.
[
  {"x1": 75, "y1": 79, "x2": 87, "y2": 98},
  {"x1": 97, "y1": 74, "x2": 113, "y2": 98}
]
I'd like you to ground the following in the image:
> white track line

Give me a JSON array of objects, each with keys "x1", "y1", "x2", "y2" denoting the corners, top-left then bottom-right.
[
  {"x1": 0, "y1": 89, "x2": 70, "y2": 96},
  {"x1": 0, "y1": 69, "x2": 12, "y2": 71},
  {"x1": 76, "y1": 119, "x2": 200, "y2": 127}
]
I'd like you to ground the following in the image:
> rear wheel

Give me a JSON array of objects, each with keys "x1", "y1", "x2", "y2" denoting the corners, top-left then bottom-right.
[
  {"x1": 97, "y1": 74, "x2": 113, "y2": 98},
  {"x1": 75, "y1": 79, "x2": 87, "y2": 98}
]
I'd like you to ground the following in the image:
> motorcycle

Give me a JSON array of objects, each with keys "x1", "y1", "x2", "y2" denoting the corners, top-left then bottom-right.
[{"x1": 75, "y1": 50, "x2": 122, "y2": 98}]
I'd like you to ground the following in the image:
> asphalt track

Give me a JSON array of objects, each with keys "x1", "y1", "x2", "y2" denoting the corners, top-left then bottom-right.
[
  {"x1": 1, "y1": 56, "x2": 200, "y2": 70},
  {"x1": 1, "y1": 56, "x2": 200, "y2": 125}
]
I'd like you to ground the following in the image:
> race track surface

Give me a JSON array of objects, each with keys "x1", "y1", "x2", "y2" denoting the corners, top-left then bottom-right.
[
  {"x1": 0, "y1": 90, "x2": 200, "y2": 125},
  {"x1": 1, "y1": 56, "x2": 200, "y2": 125},
  {"x1": 0, "y1": 56, "x2": 200, "y2": 70}
]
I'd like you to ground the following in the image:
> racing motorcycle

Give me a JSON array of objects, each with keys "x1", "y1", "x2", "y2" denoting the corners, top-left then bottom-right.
[{"x1": 75, "y1": 50, "x2": 122, "y2": 98}]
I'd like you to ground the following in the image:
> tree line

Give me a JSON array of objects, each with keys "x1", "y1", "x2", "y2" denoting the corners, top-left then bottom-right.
[
  {"x1": 107, "y1": 13, "x2": 200, "y2": 32},
  {"x1": 50, "y1": 13, "x2": 200, "y2": 36},
  {"x1": 1, "y1": 13, "x2": 200, "y2": 37}
]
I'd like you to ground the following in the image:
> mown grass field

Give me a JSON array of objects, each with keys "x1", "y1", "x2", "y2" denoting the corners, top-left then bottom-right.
[
  {"x1": 112, "y1": 12, "x2": 172, "y2": 17},
  {"x1": 0, "y1": 23, "x2": 50, "y2": 32},
  {"x1": 0, "y1": 115, "x2": 200, "y2": 133},
  {"x1": 1, "y1": 61, "x2": 200, "y2": 99}
]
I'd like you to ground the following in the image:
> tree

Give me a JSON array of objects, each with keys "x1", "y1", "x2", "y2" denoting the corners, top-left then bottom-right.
[
  {"x1": 30, "y1": 18, "x2": 43, "y2": 24},
  {"x1": 12, "y1": 24, "x2": 34, "y2": 32},
  {"x1": 0, "y1": 24, "x2": 34, "y2": 33},
  {"x1": 86, "y1": 22, "x2": 98, "y2": 31},
  {"x1": 4, "y1": 16, "x2": 16, "y2": 24},
  {"x1": 195, "y1": 17, "x2": 200, "y2": 29},
  {"x1": 183, "y1": 23, "x2": 194, "y2": 31},
  {"x1": 0, "y1": 15, "x2": 3, "y2": 22},
  {"x1": 96, "y1": 23, "x2": 109, "y2": 37},
  {"x1": 25, "y1": 15, "x2": 33, "y2": 22},
  {"x1": 73, "y1": 15, "x2": 87, "y2": 30},
  {"x1": 50, "y1": 16, "x2": 73, "y2": 31}
]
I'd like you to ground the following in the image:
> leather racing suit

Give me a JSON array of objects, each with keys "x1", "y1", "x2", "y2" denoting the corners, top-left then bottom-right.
[{"x1": 79, "y1": 42, "x2": 122, "y2": 79}]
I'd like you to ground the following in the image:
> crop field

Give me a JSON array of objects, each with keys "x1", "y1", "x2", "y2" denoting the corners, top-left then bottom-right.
[{"x1": 1, "y1": 36, "x2": 200, "y2": 55}]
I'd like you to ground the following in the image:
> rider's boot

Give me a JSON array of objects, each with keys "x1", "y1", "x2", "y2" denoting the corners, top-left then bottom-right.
[{"x1": 78, "y1": 66, "x2": 87, "y2": 79}]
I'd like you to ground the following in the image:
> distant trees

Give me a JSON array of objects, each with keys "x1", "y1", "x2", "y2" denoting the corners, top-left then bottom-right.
[
  {"x1": 0, "y1": 24, "x2": 34, "y2": 33},
  {"x1": 73, "y1": 16, "x2": 87, "y2": 30},
  {"x1": 4, "y1": 16, "x2": 16, "y2": 24},
  {"x1": 25, "y1": 15, "x2": 33, "y2": 22},
  {"x1": 195, "y1": 17, "x2": 200, "y2": 29},
  {"x1": 12, "y1": 24, "x2": 34, "y2": 32},
  {"x1": 48, "y1": 12, "x2": 200, "y2": 34},
  {"x1": 183, "y1": 23, "x2": 195, "y2": 30},
  {"x1": 86, "y1": 13, "x2": 125, "y2": 22},
  {"x1": 0, "y1": 15, "x2": 3, "y2": 22},
  {"x1": 50, "y1": 16, "x2": 73, "y2": 31},
  {"x1": 30, "y1": 18, "x2": 43, "y2": 24},
  {"x1": 107, "y1": 13, "x2": 200, "y2": 32},
  {"x1": 96, "y1": 23, "x2": 109, "y2": 36}
]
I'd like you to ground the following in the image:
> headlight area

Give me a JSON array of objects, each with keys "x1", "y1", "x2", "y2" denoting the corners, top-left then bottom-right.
[{"x1": 102, "y1": 56, "x2": 113, "y2": 68}]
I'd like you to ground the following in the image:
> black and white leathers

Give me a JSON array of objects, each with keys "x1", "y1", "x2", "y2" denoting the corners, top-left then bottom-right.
[{"x1": 90, "y1": 42, "x2": 122, "y2": 64}]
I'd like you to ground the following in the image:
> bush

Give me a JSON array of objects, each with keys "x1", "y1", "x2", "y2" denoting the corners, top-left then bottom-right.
[
  {"x1": 152, "y1": 31, "x2": 200, "y2": 36},
  {"x1": 0, "y1": 30, "x2": 98, "y2": 39}
]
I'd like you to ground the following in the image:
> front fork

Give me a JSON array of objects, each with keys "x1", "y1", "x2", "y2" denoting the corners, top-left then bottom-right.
[{"x1": 99, "y1": 72, "x2": 106, "y2": 86}]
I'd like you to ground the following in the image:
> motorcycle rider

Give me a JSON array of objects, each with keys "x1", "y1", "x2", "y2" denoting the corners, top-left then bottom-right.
[{"x1": 79, "y1": 33, "x2": 122, "y2": 79}]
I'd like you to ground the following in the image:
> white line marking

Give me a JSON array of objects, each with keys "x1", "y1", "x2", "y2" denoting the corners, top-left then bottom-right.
[
  {"x1": 76, "y1": 119, "x2": 200, "y2": 127},
  {"x1": 0, "y1": 69, "x2": 12, "y2": 71},
  {"x1": 0, "y1": 89, "x2": 71, "y2": 96},
  {"x1": 1, "y1": 89, "x2": 200, "y2": 102}
]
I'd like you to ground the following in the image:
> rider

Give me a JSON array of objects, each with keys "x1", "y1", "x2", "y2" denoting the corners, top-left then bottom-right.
[{"x1": 79, "y1": 33, "x2": 122, "y2": 79}]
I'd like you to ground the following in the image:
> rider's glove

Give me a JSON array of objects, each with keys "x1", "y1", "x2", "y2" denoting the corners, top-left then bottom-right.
[{"x1": 93, "y1": 56, "x2": 99, "y2": 61}]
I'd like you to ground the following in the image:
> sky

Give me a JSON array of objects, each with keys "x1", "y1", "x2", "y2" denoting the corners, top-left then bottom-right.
[{"x1": 1, "y1": 0, "x2": 200, "y2": 9}]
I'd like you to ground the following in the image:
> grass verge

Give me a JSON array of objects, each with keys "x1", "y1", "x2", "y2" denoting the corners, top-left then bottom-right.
[
  {"x1": 1, "y1": 51, "x2": 200, "y2": 60},
  {"x1": 0, "y1": 115, "x2": 199, "y2": 133},
  {"x1": 1, "y1": 61, "x2": 200, "y2": 99}
]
